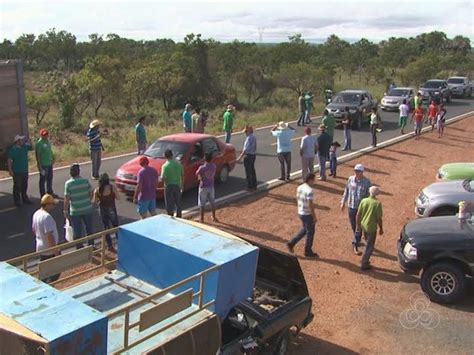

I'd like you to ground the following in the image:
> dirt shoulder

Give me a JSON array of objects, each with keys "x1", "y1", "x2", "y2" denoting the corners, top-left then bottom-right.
[{"x1": 207, "y1": 117, "x2": 474, "y2": 354}]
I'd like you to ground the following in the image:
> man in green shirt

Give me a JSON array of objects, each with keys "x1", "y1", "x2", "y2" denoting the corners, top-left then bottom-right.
[
  {"x1": 135, "y1": 116, "x2": 147, "y2": 155},
  {"x1": 356, "y1": 186, "x2": 384, "y2": 270},
  {"x1": 223, "y1": 105, "x2": 235, "y2": 143},
  {"x1": 321, "y1": 109, "x2": 336, "y2": 141},
  {"x1": 304, "y1": 92, "x2": 314, "y2": 124},
  {"x1": 8, "y1": 134, "x2": 33, "y2": 206},
  {"x1": 35, "y1": 128, "x2": 56, "y2": 197},
  {"x1": 161, "y1": 149, "x2": 184, "y2": 218}
]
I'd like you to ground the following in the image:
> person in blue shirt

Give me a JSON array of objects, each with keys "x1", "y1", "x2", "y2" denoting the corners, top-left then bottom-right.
[
  {"x1": 271, "y1": 121, "x2": 295, "y2": 182},
  {"x1": 237, "y1": 126, "x2": 257, "y2": 191},
  {"x1": 87, "y1": 119, "x2": 108, "y2": 180},
  {"x1": 182, "y1": 104, "x2": 192, "y2": 133}
]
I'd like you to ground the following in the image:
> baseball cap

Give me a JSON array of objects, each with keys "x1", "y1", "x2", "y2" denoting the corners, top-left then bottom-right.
[
  {"x1": 354, "y1": 164, "x2": 365, "y2": 172},
  {"x1": 41, "y1": 194, "x2": 58, "y2": 205},
  {"x1": 139, "y1": 156, "x2": 149, "y2": 165},
  {"x1": 39, "y1": 128, "x2": 49, "y2": 136},
  {"x1": 14, "y1": 134, "x2": 25, "y2": 142}
]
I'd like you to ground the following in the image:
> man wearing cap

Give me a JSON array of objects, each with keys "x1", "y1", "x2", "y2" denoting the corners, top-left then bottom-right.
[
  {"x1": 237, "y1": 126, "x2": 257, "y2": 191},
  {"x1": 356, "y1": 186, "x2": 384, "y2": 270},
  {"x1": 271, "y1": 121, "x2": 295, "y2": 182},
  {"x1": 135, "y1": 116, "x2": 147, "y2": 154},
  {"x1": 340, "y1": 164, "x2": 372, "y2": 255},
  {"x1": 87, "y1": 119, "x2": 107, "y2": 180},
  {"x1": 300, "y1": 127, "x2": 317, "y2": 181},
  {"x1": 36, "y1": 128, "x2": 56, "y2": 197},
  {"x1": 32, "y1": 194, "x2": 60, "y2": 283},
  {"x1": 223, "y1": 105, "x2": 235, "y2": 143},
  {"x1": 8, "y1": 134, "x2": 33, "y2": 206},
  {"x1": 183, "y1": 104, "x2": 193, "y2": 133},
  {"x1": 321, "y1": 109, "x2": 335, "y2": 142},
  {"x1": 64, "y1": 164, "x2": 95, "y2": 248},
  {"x1": 316, "y1": 124, "x2": 332, "y2": 181},
  {"x1": 161, "y1": 149, "x2": 184, "y2": 218},
  {"x1": 133, "y1": 156, "x2": 159, "y2": 219}
]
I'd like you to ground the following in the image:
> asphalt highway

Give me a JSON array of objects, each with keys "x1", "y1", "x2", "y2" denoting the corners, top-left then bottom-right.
[{"x1": 1, "y1": 98, "x2": 473, "y2": 260}]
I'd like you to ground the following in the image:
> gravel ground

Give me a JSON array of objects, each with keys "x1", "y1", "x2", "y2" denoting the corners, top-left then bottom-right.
[{"x1": 205, "y1": 117, "x2": 474, "y2": 354}]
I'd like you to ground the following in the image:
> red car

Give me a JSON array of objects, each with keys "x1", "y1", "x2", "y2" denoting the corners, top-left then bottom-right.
[{"x1": 115, "y1": 133, "x2": 236, "y2": 198}]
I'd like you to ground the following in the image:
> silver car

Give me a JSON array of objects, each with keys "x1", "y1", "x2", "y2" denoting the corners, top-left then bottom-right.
[
  {"x1": 380, "y1": 87, "x2": 415, "y2": 111},
  {"x1": 415, "y1": 179, "x2": 474, "y2": 217}
]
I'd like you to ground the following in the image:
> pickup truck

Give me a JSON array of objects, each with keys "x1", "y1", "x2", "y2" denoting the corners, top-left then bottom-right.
[
  {"x1": 1, "y1": 216, "x2": 313, "y2": 354},
  {"x1": 419, "y1": 79, "x2": 451, "y2": 103},
  {"x1": 447, "y1": 76, "x2": 472, "y2": 97}
]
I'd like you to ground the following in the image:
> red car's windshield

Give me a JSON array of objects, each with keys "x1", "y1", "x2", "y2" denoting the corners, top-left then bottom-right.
[{"x1": 145, "y1": 140, "x2": 189, "y2": 160}]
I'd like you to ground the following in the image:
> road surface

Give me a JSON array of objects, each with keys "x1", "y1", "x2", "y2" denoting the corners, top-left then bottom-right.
[{"x1": 1, "y1": 98, "x2": 473, "y2": 260}]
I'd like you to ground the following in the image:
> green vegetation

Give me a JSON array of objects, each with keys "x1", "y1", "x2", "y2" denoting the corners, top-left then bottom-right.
[{"x1": 1, "y1": 30, "x2": 472, "y2": 164}]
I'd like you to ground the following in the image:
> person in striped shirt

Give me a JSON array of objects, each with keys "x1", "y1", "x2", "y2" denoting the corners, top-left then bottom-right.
[
  {"x1": 64, "y1": 164, "x2": 95, "y2": 248},
  {"x1": 87, "y1": 120, "x2": 108, "y2": 180}
]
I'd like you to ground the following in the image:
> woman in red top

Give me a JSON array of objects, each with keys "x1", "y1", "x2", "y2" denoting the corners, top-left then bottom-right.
[
  {"x1": 411, "y1": 103, "x2": 425, "y2": 140},
  {"x1": 428, "y1": 100, "x2": 439, "y2": 132}
]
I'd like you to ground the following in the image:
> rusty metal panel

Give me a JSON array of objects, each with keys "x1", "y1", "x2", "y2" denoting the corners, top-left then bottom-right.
[{"x1": 38, "y1": 246, "x2": 93, "y2": 280}]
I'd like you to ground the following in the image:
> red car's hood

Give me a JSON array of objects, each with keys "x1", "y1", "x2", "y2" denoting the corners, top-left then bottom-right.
[{"x1": 117, "y1": 155, "x2": 167, "y2": 177}]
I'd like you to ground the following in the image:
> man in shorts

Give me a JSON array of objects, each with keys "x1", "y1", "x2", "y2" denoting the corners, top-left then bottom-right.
[
  {"x1": 411, "y1": 103, "x2": 425, "y2": 140},
  {"x1": 196, "y1": 152, "x2": 217, "y2": 222},
  {"x1": 427, "y1": 100, "x2": 439, "y2": 132},
  {"x1": 133, "y1": 156, "x2": 159, "y2": 219},
  {"x1": 398, "y1": 99, "x2": 410, "y2": 135}
]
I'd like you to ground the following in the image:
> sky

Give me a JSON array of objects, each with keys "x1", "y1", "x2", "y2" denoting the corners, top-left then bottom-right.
[{"x1": 0, "y1": 0, "x2": 473, "y2": 43}]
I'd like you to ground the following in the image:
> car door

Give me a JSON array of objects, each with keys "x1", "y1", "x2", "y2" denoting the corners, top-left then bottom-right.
[
  {"x1": 185, "y1": 141, "x2": 204, "y2": 190},
  {"x1": 202, "y1": 137, "x2": 224, "y2": 169}
]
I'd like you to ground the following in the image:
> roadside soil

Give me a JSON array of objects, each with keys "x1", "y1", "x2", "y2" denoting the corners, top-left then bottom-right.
[{"x1": 205, "y1": 117, "x2": 474, "y2": 354}]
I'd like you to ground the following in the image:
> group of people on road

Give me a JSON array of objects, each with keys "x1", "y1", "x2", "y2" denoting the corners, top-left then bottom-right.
[
  {"x1": 406, "y1": 99, "x2": 447, "y2": 140},
  {"x1": 297, "y1": 92, "x2": 314, "y2": 126},
  {"x1": 182, "y1": 103, "x2": 209, "y2": 134}
]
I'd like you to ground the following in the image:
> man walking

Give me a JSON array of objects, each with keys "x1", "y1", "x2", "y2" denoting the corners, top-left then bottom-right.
[
  {"x1": 398, "y1": 99, "x2": 410, "y2": 135},
  {"x1": 304, "y1": 92, "x2": 314, "y2": 124},
  {"x1": 297, "y1": 93, "x2": 306, "y2": 126},
  {"x1": 196, "y1": 152, "x2": 217, "y2": 222},
  {"x1": 321, "y1": 109, "x2": 335, "y2": 142},
  {"x1": 223, "y1": 104, "x2": 235, "y2": 143},
  {"x1": 133, "y1": 156, "x2": 159, "y2": 219},
  {"x1": 300, "y1": 127, "x2": 317, "y2": 181},
  {"x1": 356, "y1": 186, "x2": 384, "y2": 270},
  {"x1": 183, "y1": 103, "x2": 193, "y2": 133},
  {"x1": 32, "y1": 194, "x2": 60, "y2": 283},
  {"x1": 87, "y1": 119, "x2": 107, "y2": 180},
  {"x1": 340, "y1": 164, "x2": 372, "y2": 255},
  {"x1": 428, "y1": 100, "x2": 439, "y2": 132},
  {"x1": 316, "y1": 125, "x2": 331, "y2": 181},
  {"x1": 369, "y1": 107, "x2": 382, "y2": 147},
  {"x1": 271, "y1": 121, "x2": 295, "y2": 182},
  {"x1": 64, "y1": 164, "x2": 94, "y2": 249},
  {"x1": 411, "y1": 102, "x2": 425, "y2": 140},
  {"x1": 342, "y1": 107, "x2": 352, "y2": 151},
  {"x1": 161, "y1": 149, "x2": 184, "y2": 217},
  {"x1": 237, "y1": 126, "x2": 257, "y2": 191},
  {"x1": 287, "y1": 173, "x2": 318, "y2": 257},
  {"x1": 8, "y1": 134, "x2": 33, "y2": 206},
  {"x1": 36, "y1": 128, "x2": 56, "y2": 197},
  {"x1": 135, "y1": 116, "x2": 147, "y2": 154}
]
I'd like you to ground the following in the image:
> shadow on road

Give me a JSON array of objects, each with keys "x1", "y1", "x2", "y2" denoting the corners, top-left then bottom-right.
[
  {"x1": 217, "y1": 221, "x2": 289, "y2": 244},
  {"x1": 384, "y1": 148, "x2": 425, "y2": 158},
  {"x1": 289, "y1": 332, "x2": 358, "y2": 355}
]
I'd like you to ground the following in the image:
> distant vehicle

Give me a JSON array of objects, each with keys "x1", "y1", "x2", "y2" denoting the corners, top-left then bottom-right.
[
  {"x1": 447, "y1": 76, "x2": 472, "y2": 97},
  {"x1": 115, "y1": 133, "x2": 236, "y2": 198},
  {"x1": 419, "y1": 79, "x2": 451, "y2": 103},
  {"x1": 437, "y1": 162, "x2": 474, "y2": 181},
  {"x1": 398, "y1": 216, "x2": 474, "y2": 304},
  {"x1": 415, "y1": 179, "x2": 474, "y2": 217},
  {"x1": 0, "y1": 60, "x2": 28, "y2": 170},
  {"x1": 380, "y1": 87, "x2": 415, "y2": 111},
  {"x1": 325, "y1": 89, "x2": 378, "y2": 130}
]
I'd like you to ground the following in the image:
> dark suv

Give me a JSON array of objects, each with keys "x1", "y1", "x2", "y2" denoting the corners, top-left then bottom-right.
[
  {"x1": 398, "y1": 216, "x2": 474, "y2": 304},
  {"x1": 419, "y1": 79, "x2": 451, "y2": 103}
]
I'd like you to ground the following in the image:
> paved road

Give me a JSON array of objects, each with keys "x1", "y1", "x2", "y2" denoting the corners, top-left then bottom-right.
[{"x1": 1, "y1": 98, "x2": 473, "y2": 260}]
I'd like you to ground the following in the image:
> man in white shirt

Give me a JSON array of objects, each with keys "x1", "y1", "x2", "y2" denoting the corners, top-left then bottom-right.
[
  {"x1": 300, "y1": 127, "x2": 317, "y2": 181},
  {"x1": 287, "y1": 173, "x2": 318, "y2": 257},
  {"x1": 32, "y1": 194, "x2": 60, "y2": 283},
  {"x1": 398, "y1": 99, "x2": 410, "y2": 135}
]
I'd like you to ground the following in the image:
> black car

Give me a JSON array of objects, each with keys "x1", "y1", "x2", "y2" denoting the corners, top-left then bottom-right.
[
  {"x1": 398, "y1": 216, "x2": 474, "y2": 304},
  {"x1": 419, "y1": 79, "x2": 452, "y2": 103}
]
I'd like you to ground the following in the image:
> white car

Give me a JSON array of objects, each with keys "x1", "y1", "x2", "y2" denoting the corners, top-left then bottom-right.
[{"x1": 380, "y1": 87, "x2": 415, "y2": 111}]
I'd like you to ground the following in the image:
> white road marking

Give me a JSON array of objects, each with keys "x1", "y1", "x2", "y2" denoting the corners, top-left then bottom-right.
[
  {"x1": 7, "y1": 233, "x2": 23, "y2": 239},
  {"x1": 0, "y1": 206, "x2": 17, "y2": 213}
]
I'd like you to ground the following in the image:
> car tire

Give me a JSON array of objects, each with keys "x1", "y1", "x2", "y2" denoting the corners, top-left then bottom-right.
[
  {"x1": 446, "y1": 94, "x2": 451, "y2": 103},
  {"x1": 430, "y1": 206, "x2": 458, "y2": 216},
  {"x1": 421, "y1": 262, "x2": 466, "y2": 304},
  {"x1": 217, "y1": 165, "x2": 229, "y2": 184},
  {"x1": 273, "y1": 329, "x2": 290, "y2": 355},
  {"x1": 469, "y1": 88, "x2": 473, "y2": 98}
]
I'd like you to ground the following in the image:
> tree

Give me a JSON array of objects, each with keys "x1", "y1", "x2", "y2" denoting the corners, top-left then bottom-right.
[
  {"x1": 51, "y1": 73, "x2": 77, "y2": 129},
  {"x1": 399, "y1": 56, "x2": 440, "y2": 86},
  {"x1": 274, "y1": 62, "x2": 333, "y2": 96},
  {"x1": 26, "y1": 90, "x2": 53, "y2": 125},
  {"x1": 236, "y1": 65, "x2": 275, "y2": 104}
]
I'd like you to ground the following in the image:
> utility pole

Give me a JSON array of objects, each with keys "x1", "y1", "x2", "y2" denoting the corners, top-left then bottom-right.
[{"x1": 258, "y1": 27, "x2": 265, "y2": 43}]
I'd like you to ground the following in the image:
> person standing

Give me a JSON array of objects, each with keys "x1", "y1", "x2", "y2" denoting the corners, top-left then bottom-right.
[
  {"x1": 64, "y1": 164, "x2": 95, "y2": 249},
  {"x1": 304, "y1": 92, "x2": 314, "y2": 124},
  {"x1": 340, "y1": 164, "x2": 372, "y2": 255},
  {"x1": 8, "y1": 134, "x2": 33, "y2": 206},
  {"x1": 192, "y1": 107, "x2": 206, "y2": 133},
  {"x1": 428, "y1": 100, "x2": 439, "y2": 132},
  {"x1": 411, "y1": 103, "x2": 425, "y2": 140},
  {"x1": 93, "y1": 173, "x2": 120, "y2": 252},
  {"x1": 414, "y1": 92, "x2": 422, "y2": 110},
  {"x1": 398, "y1": 99, "x2": 410, "y2": 135},
  {"x1": 196, "y1": 152, "x2": 217, "y2": 222},
  {"x1": 286, "y1": 173, "x2": 318, "y2": 257},
  {"x1": 356, "y1": 186, "x2": 384, "y2": 271},
  {"x1": 369, "y1": 107, "x2": 382, "y2": 147},
  {"x1": 223, "y1": 105, "x2": 235, "y2": 143},
  {"x1": 87, "y1": 119, "x2": 107, "y2": 180},
  {"x1": 36, "y1": 128, "x2": 57, "y2": 198},
  {"x1": 133, "y1": 156, "x2": 159, "y2": 219},
  {"x1": 161, "y1": 149, "x2": 184, "y2": 218},
  {"x1": 437, "y1": 104, "x2": 447, "y2": 138},
  {"x1": 237, "y1": 126, "x2": 257, "y2": 191},
  {"x1": 316, "y1": 124, "x2": 332, "y2": 181},
  {"x1": 321, "y1": 109, "x2": 335, "y2": 142},
  {"x1": 297, "y1": 93, "x2": 306, "y2": 126},
  {"x1": 183, "y1": 103, "x2": 193, "y2": 133},
  {"x1": 329, "y1": 141, "x2": 341, "y2": 177},
  {"x1": 341, "y1": 107, "x2": 352, "y2": 151},
  {"x1": 300, "y1": 127, "x2": 317, "y2": 181},
  {"x1": 135, "y1": 116, "x2": 147, "y2": 155},
  {"x1": 271, "y1": 121, "x2": 295, "y2": 182},
  {"x1": 32, "y1": 194, "x2": 60, "y2": 283}
]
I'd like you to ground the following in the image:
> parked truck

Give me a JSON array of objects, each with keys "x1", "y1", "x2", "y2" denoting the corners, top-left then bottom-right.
[
  {"x1": 1, "y1": 215, "x2": 313, "y2": 354},
  {"x1": 0, "y1": 60, "x2": 28, "y2": 170}
]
